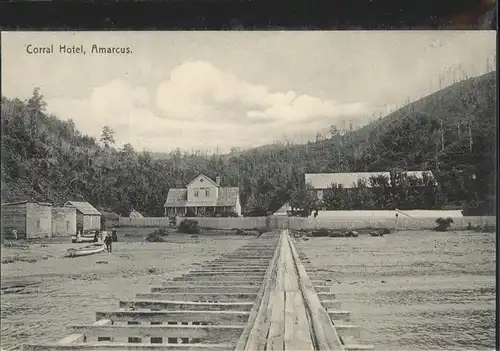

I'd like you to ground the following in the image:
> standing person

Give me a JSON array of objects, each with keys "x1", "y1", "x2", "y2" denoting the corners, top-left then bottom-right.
[
  {"x1": 76, "y1": 230, "x2": 82, "y2": 243},
  {"x1": 104, "y1": 233, "x2": 112, "y2": 253},
  {"x1": 93, "y1": 230, "x2": 99, "y2": 243},
  {"x1": 12, "y1": 229, "x2": 18, "y2": 240},
  {"x1": 111, "y1": 228, "x2": 117, "y2": 242}
]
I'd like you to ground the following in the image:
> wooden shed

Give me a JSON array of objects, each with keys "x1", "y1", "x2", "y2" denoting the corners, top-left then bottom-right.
[
  {"x1": 51, "y1": 205, "x2": 77, "y2": 237},
  {"x1": 64, "y1": 201, "x2": 101, "y2": 232},
  {"x1": 1, "y1": 201, "x2": 53, "y2": 239}
]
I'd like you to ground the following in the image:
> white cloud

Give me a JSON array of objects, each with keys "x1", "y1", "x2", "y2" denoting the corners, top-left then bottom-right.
[
  {"x1": 156, "y1": 60, "x2": 367, "y2": 124},
  {"x1": 47, "y1": 61, "x2": 369, "y2": 153},
  {"x1": 47, "y1": 79, "x2": 152, "y2": 145}
]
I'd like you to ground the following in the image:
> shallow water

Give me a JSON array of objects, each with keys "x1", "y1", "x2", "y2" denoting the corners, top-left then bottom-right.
[
  {"x1": 1, "y1": 229, "x2": 495, "y2": 350},
  {"x1": 295, "y1": 230, "x2": 496, "y2": 351},
  {"x1": 0, "y1": 233, "x2": 253, "y2": 350}
]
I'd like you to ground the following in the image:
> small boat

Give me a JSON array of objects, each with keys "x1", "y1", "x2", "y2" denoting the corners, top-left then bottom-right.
[
  {"x1": 66, "y1": 243, "x2": 105, "y2": 257},
  {"x1": 71, "y1": 235, "x2": 94, "y2": 243}
]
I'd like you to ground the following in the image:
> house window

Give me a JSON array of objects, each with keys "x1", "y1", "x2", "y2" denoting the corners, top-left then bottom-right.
[
  {"x1": 194, "y1": 190, "x2": 199, "y2": 197},
  {"x1": 205, "y1": 189, "x2": 210, "y2": 196}
]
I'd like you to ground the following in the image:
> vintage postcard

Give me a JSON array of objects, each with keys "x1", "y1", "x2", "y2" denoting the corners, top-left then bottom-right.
[{"x1": 0, "y1": 31, "x2": 496, "y2": 351}]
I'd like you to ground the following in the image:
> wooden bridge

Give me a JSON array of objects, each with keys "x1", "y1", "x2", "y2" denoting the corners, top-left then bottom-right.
[{"x1": 23, "y1": 230, "x2": 374, "y2": 351}]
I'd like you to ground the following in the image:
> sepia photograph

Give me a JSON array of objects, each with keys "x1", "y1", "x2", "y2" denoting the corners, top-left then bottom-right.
[{"x1": 0, "y1": 31, "x2": 497, "y2": 351}]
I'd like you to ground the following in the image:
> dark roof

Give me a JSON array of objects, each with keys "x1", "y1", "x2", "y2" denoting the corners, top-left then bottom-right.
[
  {"x1": 164, "y1": 189, "x2": 188, "y2": 207},
  {"x1": 274, "y1": 202, "x2": 291, "y2": 215},
  {"x1": 1, "y1": 200, "x2": 52, "y2": 207},
  {"x1": 65, "y1": 201, "x2": 101, "y2": 215}
]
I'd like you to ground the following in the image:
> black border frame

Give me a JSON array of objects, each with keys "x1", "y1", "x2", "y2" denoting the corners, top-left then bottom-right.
[
  {"x1": 0, "y1": 0, "x2": 497, "y2": 30},
  {"x1": 0, "y1": 0, "x2": 498, "y2": 350}
]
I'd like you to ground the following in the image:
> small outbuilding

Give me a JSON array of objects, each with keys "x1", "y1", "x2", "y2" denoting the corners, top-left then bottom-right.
[
  {"x1": 64, "y1": 201, "x2": 102, "y2": 232},
  {"x1": 51, "y1": 205, "x2": 77, "y2": 237},
  {"x1": 273, "y1": 202, "x2": 293, "y2": 216},
  {"x1": 1, "y1": 200, "x2": 53, "y2": 239},
  {"x1": 129, "y1": 209, "x2": 144, "y2": 218}
]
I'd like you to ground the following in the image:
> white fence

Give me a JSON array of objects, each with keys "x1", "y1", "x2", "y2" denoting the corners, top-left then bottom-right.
[
  {"x1": 271, "y1": 216, "x2": 495, "y2": 230},
  {"x1": 119, "y1": 215, "x2": 495, "y2": 231},
  {"x1": 118, "y1": 217, "x2": 171, "y2": 227}
]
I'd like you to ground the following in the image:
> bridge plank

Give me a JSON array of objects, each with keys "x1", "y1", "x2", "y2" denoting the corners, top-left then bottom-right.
[
  {"x1": 284, "y1": 232, "x2": 345, "y2": 351},
  {"x1": 155, "y1": 280, "x2": 262, "y2": 287},
  {"x1": 151, "y1": 286, "x2": 260, "y2": 294},
  {"x1": 119, "y1": 300, "x2": 253, "y2": 311},
  {"x1": 265, "y1": 237, "x2": 287, "y2": 351},
  {"x1": 234, "y1": 232, "x2": 283, "y2": 351},
  {"x1": 202, "y1": 265, "x2": 268, "y2": 268},
  {"x1": 328, "y1": 310, "x2": 351, "y2": 321},
  {"x1": 284, "y1": 291, "x2": 314, "y2": 351},
  {"x1": 57, "y1": 319, "x2": 111, "y2": 345},
  {"x1": 135, "y1": 293, "x2": 257, "y2": 302},
  {"x1": 67, "y1": 324, "x2": 243, "y2": 341},
  {"x1": 23, "y1": 343, "x2": 234, "y2": 350},
  {"x1": 188, "y1": 269, "x2": 267, "y2": 274},
  {"x1": 335, "y1": 324, "x2": 361, "y2": 339},
  {"x1": 172, "y1": 275, "x2": 264, "y2": 281},
  {"x1": 265, "y1": 292, "x2": 285, "y2": 351},
  {"x1": 95, "y1": 311, "x2": 250, "y2": 325},
  {"x1": 282, "y1": 236, "x2": 314, "y2": 351}
]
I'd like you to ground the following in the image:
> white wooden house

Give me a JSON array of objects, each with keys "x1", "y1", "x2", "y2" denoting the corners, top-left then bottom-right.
[{"x1": 164, "y1": 174, "x2": 242, "y2": 217}]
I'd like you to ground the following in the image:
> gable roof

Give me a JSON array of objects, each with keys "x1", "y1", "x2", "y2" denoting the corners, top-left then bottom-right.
[
  {"x1": 305, "y1": 171, "x2": 433, "y2": 189},
  {"x1": 64, "y1": 201, "x2": 101, "y2": 215},
  {"x1": 274, "y1": 202, "x2": 292, "y2": 216},
  {"x1": 186, "y1": 174, "x2": 218, "y2": 188},
  {"x1": 129, "y1": 209, "x2": 144, "y2": 218}
]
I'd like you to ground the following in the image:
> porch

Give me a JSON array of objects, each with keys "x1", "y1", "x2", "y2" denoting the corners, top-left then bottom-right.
[{"x1": 165, "y1": 206, "x2": 235, "y2": 217}]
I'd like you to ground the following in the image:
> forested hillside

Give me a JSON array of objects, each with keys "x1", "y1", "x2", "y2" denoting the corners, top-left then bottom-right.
[{"x1": 1, "y1": 72, "x2": 496, "y2": 216}]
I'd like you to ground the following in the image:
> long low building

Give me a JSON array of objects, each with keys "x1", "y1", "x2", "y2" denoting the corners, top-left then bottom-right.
[{"x1": 305, "y1": 171, "x2": 435, "y2": 201}]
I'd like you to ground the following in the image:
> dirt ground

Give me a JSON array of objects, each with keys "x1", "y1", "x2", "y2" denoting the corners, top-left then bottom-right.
[
  {"x1": 0, "y1": 228, "x2": 256, "y2": 350},
  {"x1": 294, "y1": 229, "x2": 496, "y2": 351},
  {"x1": 1, "y1": 228, "x2": 495, "y2": 350}
]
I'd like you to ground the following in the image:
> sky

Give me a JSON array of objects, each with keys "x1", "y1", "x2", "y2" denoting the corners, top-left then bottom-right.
[{"x1": 1, "y1": 31, "x2": 496, "y2": 154}]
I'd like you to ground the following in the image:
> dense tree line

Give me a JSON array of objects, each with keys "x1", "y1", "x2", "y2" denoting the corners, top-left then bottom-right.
[
  {"x1": 1, "y1": 72, "x2": 496, "y2": 216},
  {"x1": 320, "y1": 172, "x2": 439, "y2": 211}
]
